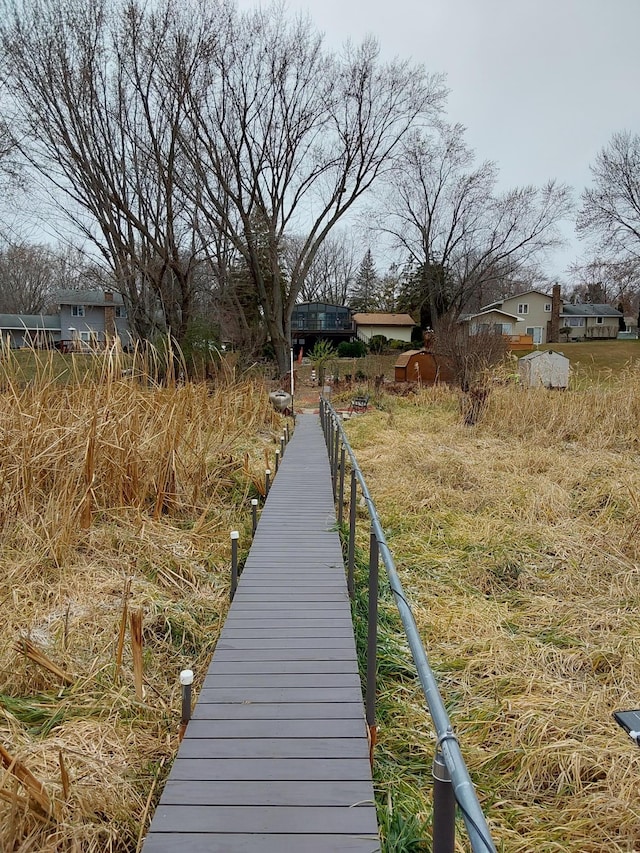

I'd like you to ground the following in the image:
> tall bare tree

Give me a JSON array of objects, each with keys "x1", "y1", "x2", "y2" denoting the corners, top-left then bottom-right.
[
  {"x1": 578, "y1": 131, "x2": 640, "y2": 262},
  {"x1": 0, "y1": 242, "x2": 58, "y2": 313},
  {"x1": 291, "y1": 231, "x2": 357, "y2": 305},
  {"x1": 178, "y1": 5, "x2": 445, "y2": 373},
  {"x1": 0, "y1": 0, "x2": 209, "y2": 344},
  {"x1": 372, "y1": 123, "x2": 572, "y2": 328}
]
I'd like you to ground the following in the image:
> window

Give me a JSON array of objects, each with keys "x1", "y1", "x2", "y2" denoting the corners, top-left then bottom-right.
[
  {"x1": 596, "y1": 316, "x2": 604, "y2": 324},
  {"x1": 568, "y1": 318, "x2": 584, "y2": 327},
  {"x1": 115, "y1": 306, "x2": 127, "y2": 318},
  {"x1": 544, "y1": 303, "x2": 552, "y2": 312},
  {"x1": 517, "y1": 303, "x2": 529, "y2": 314},
  {"x1": 71, "y1": 305, "x2": 85, "y2": 317}
]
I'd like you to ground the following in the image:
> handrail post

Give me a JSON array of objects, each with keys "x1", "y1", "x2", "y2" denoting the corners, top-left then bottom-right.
[
  {"x1": 366, "y1": 527, "x2": 379, "y2": 766},
  {"x1": 432, "y1": 748, "x2": 456, "y2": 853},
  {"x1": 347, "y1": 468, "x2": 356, "y2": 598},
  {"x1": 332, "y1": 423, "x2": 340, "y2": 499},
  {"x1": 337, "y1": 445, "x2": 346, "y2": 527},
  {"x1": 230, "y1": 530, "x2": 239, "y2": 601}
]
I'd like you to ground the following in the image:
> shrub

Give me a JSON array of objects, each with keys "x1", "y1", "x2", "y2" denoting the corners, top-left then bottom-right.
[
  {"x1": 337, "y1": 340, "x2": 367, "y2": 358},
  {"x1": 368, "y1": 334, "x2": 387, "y2": 353}
]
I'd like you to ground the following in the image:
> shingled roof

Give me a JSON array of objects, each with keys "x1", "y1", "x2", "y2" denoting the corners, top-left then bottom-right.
[{"x1": 352, "y1": 312, "x2": 415, "y2": 326}]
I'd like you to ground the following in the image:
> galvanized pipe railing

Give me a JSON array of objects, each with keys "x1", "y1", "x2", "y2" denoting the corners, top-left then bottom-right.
[{"x1": 320, "y1": 397, "x2": 496, "y2": 853}]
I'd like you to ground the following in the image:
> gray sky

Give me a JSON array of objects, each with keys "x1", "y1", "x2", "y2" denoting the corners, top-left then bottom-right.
[{"x1": 246, "y1": 0, "x2": 640, "y2": 280}]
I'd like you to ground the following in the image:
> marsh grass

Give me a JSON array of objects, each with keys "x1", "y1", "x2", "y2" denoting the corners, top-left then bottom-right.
[
  {"x1": 344, "y1": 374, "x2": 640, "y2": 852},
  {"x1": 0, "y1": 345, "x2": 283, "y2": 850}
]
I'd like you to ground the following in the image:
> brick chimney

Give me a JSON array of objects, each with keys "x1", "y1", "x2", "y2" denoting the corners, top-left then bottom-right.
[
  {"x1": 104, "y1": 290, "x2": 116, "y2": 339},
  {"x1": 548, "y1": 282, "x2": 561, "y2": 343}
]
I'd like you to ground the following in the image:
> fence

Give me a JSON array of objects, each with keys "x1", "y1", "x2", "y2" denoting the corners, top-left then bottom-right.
[{"x1": 320, "y1": 397, "x2": 496, "y2": 853}]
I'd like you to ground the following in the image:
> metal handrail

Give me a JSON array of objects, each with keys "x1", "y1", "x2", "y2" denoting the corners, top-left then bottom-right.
[{"x1": 320, "y1": 397, "x2": 496, "y2": 853}]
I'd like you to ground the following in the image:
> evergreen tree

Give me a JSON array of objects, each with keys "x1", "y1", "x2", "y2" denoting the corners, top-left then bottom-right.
[
  {"x1": 350, "y1": 249, "x2": 379, "y2": 311},
  {"x1": 396, "y1": 260, "x2": 451, "y2": 329}
]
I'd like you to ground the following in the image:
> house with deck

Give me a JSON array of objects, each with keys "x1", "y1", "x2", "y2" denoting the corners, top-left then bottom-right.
[
  {"x1": 0, "y1": 289, "x2": 133, "y2": 350},
  {"x1": 461, "y1": 286, "x2": 623, "y2": 344}
]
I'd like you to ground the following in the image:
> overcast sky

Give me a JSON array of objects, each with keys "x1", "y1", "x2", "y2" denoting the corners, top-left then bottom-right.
[{"x1": 242, "y1": 0, "x2": 640, "y2": 281}]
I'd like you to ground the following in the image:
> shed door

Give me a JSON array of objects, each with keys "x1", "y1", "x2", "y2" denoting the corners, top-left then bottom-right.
[{"x1": 526, "y1": 326, "x2": 542, "y2": 344}]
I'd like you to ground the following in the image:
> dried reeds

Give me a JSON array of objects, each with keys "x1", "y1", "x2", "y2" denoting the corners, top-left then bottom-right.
[
  {"x1": 0, "y1": 348, "x2": 282, "y2": 851},
  {"x1": 345, "y1": 374, "x2": 640, "y2": 852}
]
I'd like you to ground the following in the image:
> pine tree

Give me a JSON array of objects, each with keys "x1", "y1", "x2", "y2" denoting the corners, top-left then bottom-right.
[{"x1": 350, "y1": 249, "x2": 379, "y2": 311}]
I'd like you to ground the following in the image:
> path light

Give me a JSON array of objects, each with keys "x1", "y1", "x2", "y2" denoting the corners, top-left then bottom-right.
[
  {"x1": 251, "y1": 498, "x2": 258, "y2": 536},
  {"x1": 179, "y1": 669, "x2": 193, "y2": 741},
  {"x1": 230, "y1": 530, "x2": 239, "y2": 600}
]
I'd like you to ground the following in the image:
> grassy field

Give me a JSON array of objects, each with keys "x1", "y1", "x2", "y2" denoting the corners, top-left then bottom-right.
[
  {"x1": 294, "y1": 340, "x2": 640, "y2": 391},
  {"x1": 0, "y1": 351, "x2": 285, "y2": 851},
  {"x1": 2, "y1": 341, "x2": 639, "y2": 850},
  {"x1": 343, "y1": 372, "x2": 640, "y2": 851},
  {"x1": 537, "y1": 340, "x2": 640, "y2": 383}
]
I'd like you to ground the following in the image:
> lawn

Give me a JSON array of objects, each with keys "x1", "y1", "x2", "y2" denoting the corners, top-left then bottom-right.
[{"x1": 537, "y1": 339, "x2": 640, "y2": 381}]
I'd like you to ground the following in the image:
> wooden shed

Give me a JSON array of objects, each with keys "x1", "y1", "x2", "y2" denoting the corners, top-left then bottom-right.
[
  {"x1": 518, "y1": 350, "x2": 569, "y2": 389},
  {"x1": 394, "y1": 349, "x2": 455, "y2": 384}
]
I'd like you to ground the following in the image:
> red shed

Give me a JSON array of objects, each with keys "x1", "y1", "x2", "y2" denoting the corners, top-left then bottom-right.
[{"x1": 394, "y1": 349, "x2": 455, "y2": 384}]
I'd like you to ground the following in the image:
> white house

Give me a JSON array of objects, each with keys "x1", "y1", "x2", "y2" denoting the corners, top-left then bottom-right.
[{"x1": 352, "y1": 312, "x2": 416, "y2": 343}]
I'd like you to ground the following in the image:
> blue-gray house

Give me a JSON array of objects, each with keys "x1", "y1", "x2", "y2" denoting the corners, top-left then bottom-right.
[
  {"x1": 0, "y1": 289, "x2": 134, "y2": 350},
  {"x1": 56, "y1": 289, "x2": 133, "y2": 350}
]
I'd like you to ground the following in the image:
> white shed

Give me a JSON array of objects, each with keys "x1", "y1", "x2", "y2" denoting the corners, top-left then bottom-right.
[{"x1": 518, "y1": 350, "x2": 569, "y2": 389}]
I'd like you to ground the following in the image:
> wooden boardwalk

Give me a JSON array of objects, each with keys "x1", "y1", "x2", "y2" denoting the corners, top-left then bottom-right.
[{"x1": 142, "y1": 414, "x2": 380, "y2": 852}]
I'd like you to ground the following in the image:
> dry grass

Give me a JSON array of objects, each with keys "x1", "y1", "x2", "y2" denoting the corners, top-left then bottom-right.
[
  {"x1": 0, "y1": 345, "x2": 283, "y2": 851},
  {"x1": 345, "y1": 375, "x2": 640, "y2": 852}
]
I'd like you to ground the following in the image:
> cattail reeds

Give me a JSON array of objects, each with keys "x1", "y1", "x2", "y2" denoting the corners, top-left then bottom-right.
[
  {"x1": 129, "y1": 610, "x2": 144, "y2": 703},
  {"x1": 0, "y1": 346, "x2": 283, "y2": 850},
  {"x1": 15, "y1": 638, "x2": 74, "y2": 687},
  {"x1": 0, "y1": 743, "x2": 51, "y2": 816}
]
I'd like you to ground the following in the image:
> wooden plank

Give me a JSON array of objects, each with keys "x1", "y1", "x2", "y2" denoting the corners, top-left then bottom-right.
[
  {"x1": 148, "y1": 805, "x2": 378, "y2": 835},
  {"x1": 212, "y1": 648, "x2": 357, "y2": 661},
  {"x1": 201, "y1": 673, "x2": 361, "y2": 689},
  {"x1": 169, "y1": 757, "x2": 373, "y2": 781},
  {"x1": 215, "y1": 637, "x2": 356, "y2": 649},
  {"x1": 206, "y1": 659, "x2": 358, "y2": 674},
  {"x1": 143, "y1": 833, "x2": 380, "y2": 852},
  {"x1": 160, "y1": 779, "x2": 374, "y2": 806},
  {"x1": 184, "y1": 719, "x2": 366, "y2": 739},
  {"x1": 191, "y1": 703, "x2": 366, "y2": 721},
  {"x1": 177, "y1": 737, "x2": 369, "y2": 760},
  {"x1": 195, "y1": 687, "x2": 364, "y2": 704},
  {"x1": 219, "y1": 628, "x2": 356, "y2": 638}
]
